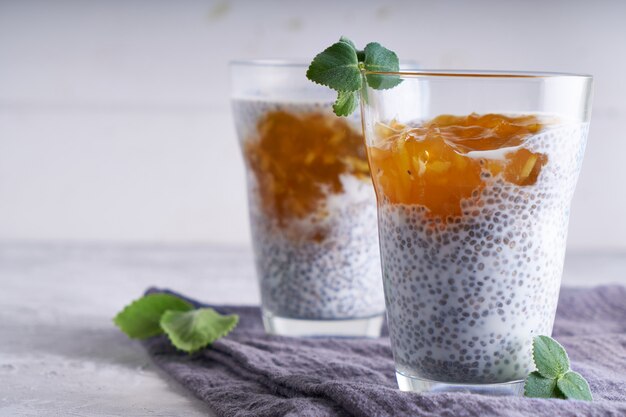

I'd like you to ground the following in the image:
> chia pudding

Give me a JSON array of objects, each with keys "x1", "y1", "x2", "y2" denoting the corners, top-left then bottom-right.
[
  {"x1": 232, "y1": 99, "x2": 385, "y2": 321},
  {"x1": 367, "y1": 114, "x2": 588, "y2": 383}
]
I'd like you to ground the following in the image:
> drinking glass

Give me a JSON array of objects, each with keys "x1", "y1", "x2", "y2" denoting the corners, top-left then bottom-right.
[
  {"x1": 360, "y1": 70, "x2": 592, "y2": 394},
  {"x1": 230, "y1": 60, "x2": 385, "y2": 337}
]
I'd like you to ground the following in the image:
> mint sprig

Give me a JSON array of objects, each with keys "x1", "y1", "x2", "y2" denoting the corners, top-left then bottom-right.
[
  {"x1": 524, "y1": 336, "x2": 593, "y2": 401},
  {"x1": 307, "y1": 36, "x2": 401, "y2": 116},
  {"x1": 114, "y1": 293, "x2": 239, "y2": 353}
]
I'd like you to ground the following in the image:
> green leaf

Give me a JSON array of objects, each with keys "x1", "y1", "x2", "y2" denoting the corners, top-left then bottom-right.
[
  {"x1": 524, "y1": 371, "x2": 559, "y2": 398},
  {"x1": 113, "y1": 293, "x2": 193, "y2": 339},
  {"x1": 557, "y1": 371, "x2": 593, "y2": 401},
  {"x1": 160, "y1": 308, "x2": 239, "y2": 353},
  {"x1": 333, "y1": 91, "x2": 359, "y2": 117},
  {"x1": 339, "y1": 36, "x2": 356, "y2": 50},
  {"x1": 363, "y1": 42, "x2": 402, "y2": 90},
  {"x1": 533, "y1": 335, "x2": 571, "y2": 379},
  {"x1": 339, "y1": 36, "x2": 365, "y2": 65},
  {"x1": 306, "y1": 40, "x2": 362, "y2": 92}
]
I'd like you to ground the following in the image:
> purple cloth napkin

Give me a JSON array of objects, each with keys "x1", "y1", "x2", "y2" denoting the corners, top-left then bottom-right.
[{"x1": 143, "y1": 286, "x2": 626, "y2": 417}]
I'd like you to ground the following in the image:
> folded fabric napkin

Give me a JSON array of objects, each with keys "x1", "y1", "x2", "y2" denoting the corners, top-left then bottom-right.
[{"x1": 142, "y1": 286, "x2": 626, "y2": 417}]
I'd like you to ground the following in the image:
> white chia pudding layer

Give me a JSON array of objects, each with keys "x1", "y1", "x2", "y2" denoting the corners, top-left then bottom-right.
[
  {"x1": 233, "y1": 99, "x2": 385, "y2": 320},
  {"x1": 380, "y1": 123, "x2": 588, "y2": 384}
]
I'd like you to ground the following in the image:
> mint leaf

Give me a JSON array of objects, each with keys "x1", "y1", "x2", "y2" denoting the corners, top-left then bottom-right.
[
  {"x1": 533, "y1": 335, "x2": 570, "y2": 379},
  {"x1": 339, "y1": 36, "x2": 356, "y2": 50},
  {"x1": 557, "y1": 371, "x2": 593, "y2": 401},
  {"x1": 114, "y1": 293, "x2": 193, "y2": 339},
  {"x1": 363, "y1": 42, "x2": 402, "y2": 90},
  {"x1": 333, "y1": 91, "x2": 359, "y2": 117},
  {"x1": 524, "y1": 371, "x2": 559, "y2": 398},
  {"x1": 160, "y1": 308, "x2": 239, "y2": 353},
  {"x1": 306, "y1": 40, "x2": 362, "y2": 92}
]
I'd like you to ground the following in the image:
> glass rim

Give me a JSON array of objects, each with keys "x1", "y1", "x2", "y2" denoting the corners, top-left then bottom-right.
[{"x1": 363, "y1": 69, "x2": 592, "y2": 79}]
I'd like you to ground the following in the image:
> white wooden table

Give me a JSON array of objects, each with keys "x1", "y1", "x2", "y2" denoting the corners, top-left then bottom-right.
[{"x1": 0, "y1": 243, "x2": 624, "y2": 416}]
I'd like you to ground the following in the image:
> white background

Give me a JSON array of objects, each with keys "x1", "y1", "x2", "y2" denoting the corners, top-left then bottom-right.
[{"x1": 1, "y1": 0, "x2": 625, "y2": 250}]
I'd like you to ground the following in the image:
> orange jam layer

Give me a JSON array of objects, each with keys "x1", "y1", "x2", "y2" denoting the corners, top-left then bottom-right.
[
  {"x1": 367, "y1": 113, "x2": 548, "y2": 219},
  {"x1": 244, "y1": 110, "x2": 370, "y2": 234}
]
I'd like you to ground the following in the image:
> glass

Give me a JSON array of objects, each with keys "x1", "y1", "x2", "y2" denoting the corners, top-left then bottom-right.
[
  {"x1": 230, "y1": 60, "x2": 384, "y2": 337},
  {"x1": 360, "y1": 70, "x2": 592, "y2": 394}
]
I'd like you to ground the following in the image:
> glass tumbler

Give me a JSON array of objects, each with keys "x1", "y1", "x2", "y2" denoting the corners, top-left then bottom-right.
[
  {"x1": 360, "y1": 70, "x2": 592, "y2": 394},
  {"x1": 230, "y1": 60, "x2": 385, "y2": 337}
]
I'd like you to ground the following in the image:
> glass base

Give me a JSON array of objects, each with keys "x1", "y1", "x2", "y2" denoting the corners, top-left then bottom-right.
[
  {"x1": 262, "y1": 309, "x2": 384, "y2": 337},
  {"x1": 396, "y1": 371, "x2": 525, "y2": 396}
]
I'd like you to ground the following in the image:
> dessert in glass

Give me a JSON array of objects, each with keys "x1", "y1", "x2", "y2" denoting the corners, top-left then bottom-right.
[
  {"x1": 360, "y1": 70, "x2": 592, "y2": 394},
  {"x1": 230, "y1": 61, "x2": 384, "y2": 336}
]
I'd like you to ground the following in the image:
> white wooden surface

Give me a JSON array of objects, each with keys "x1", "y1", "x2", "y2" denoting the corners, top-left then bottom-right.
[
  {"x1": 0, "y1": 244, "x2": 257, "y2": 417},
  {"x1": 1, "y1": 0, "x2": 626, "y2": 250},
  {"x1": 0, "y1": 243, "x2": 624, "y2": 416}
]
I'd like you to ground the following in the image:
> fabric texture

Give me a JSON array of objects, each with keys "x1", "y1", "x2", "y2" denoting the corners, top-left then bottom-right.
[{"x1": 143, "y1": 286, "x2": 626, "y2": 417}]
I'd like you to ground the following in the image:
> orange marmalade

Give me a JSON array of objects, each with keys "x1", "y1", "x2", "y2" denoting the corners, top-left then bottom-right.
[
  {"x1": 367, "y1": 113, "x2": 548, "y2": 219},
  {"x1": 244, "y1": 110, "x2": 370, "y2": 238}
]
